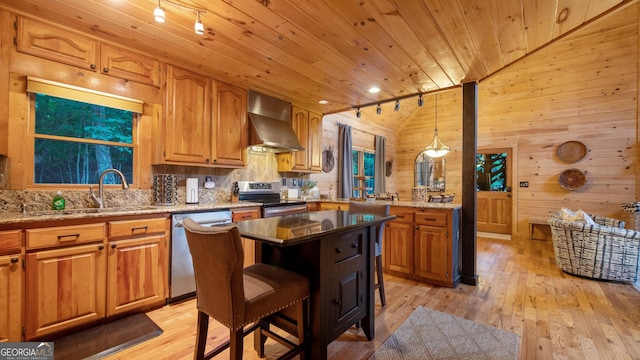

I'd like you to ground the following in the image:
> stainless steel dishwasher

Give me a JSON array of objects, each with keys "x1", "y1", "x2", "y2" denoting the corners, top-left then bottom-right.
[{"x1": 169, "y1": 210, "x2": 232, "y2": 303}]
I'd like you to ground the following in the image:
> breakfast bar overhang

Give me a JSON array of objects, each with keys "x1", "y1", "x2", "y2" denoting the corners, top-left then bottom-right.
[{"x1": 235, "y1": 210, "x2": 395, "y2": 360}]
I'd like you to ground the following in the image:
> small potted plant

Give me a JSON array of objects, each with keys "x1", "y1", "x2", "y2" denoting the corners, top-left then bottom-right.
[{"x1": 300, "y1": 180, "x2": 317, "y2": 199}]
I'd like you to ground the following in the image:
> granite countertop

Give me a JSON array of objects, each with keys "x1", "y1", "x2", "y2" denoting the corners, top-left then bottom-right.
[
  {"x1": 0, "y1": 201, "x2": 263, "y2": 225},
  {"x1": 0, "y1": 198, "x2": 460, "y2": 226},
  {"x1": 316, "y1": 198, "x2": 461, "y2": 210}
]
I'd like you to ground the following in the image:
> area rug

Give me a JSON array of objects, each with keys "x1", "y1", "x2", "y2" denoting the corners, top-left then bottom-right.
[
  {"x1": 53, "y1": 313, "x2": 163, "y2": 360},
  {"x1": 370, "y1": 306, "x2": 519, "y2": 360}
]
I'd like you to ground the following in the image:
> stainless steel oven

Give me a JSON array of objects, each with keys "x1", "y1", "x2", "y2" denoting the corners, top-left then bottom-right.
[{"x1": 238, "y1": 181, "x2": 308, "y2": 218}]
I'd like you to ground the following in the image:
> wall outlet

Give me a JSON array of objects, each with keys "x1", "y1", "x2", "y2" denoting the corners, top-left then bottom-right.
[{"x1": 519, "y1": 181, "x2": 529, "y2": 188}]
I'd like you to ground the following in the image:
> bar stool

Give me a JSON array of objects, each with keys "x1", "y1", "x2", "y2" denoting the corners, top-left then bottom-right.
[
  {"x1": 183, "y1": 218, "x2": 310, "y2": 360},
  {"x1": 348, "y1": 201, "x2": 390, "y2": 306}
]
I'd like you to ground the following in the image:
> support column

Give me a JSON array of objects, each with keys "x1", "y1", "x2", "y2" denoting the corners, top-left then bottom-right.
[{"x1": 461, "y1": 81, "x2": 478, "y2": 286}]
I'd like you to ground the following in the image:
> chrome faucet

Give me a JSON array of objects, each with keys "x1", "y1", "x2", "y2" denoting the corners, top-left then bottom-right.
[{"x1": 89, "y1": 169, "x2": 129, "y2": 208}]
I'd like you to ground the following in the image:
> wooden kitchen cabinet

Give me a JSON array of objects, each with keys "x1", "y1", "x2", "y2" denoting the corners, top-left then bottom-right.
[
  {"x1": 17, "y1": 17, "x2": 160, "y2": 86},
  {"x1": 320, "y1": 202, "x2": 346, "y2": 211},
  {"x1": 213, "y1": 82, "x2": 247, "y2": 167},
  {"x1": 232, "y1": 207, "x2": 261, "y2": 267},
  {"x1": 25, "y1": 243, "x2": 107, "y2": 340},
  {"x1": 277, "y1": 106, "x2": 323, "y2": 173},
  {"x1": 100, "y1": 44, "x2": 161, "y2": 86},
  {"x1": 106, "y1": 217, "x2": 169, "y2": 316},
  {"x1": 163, "y1": 64, "x2": 212, "y2": 165},
  {"x1": 384, "y1": 207, "x2": 460, "y2": 288},
  {"x1": 0, "y1": 230, "x2": 22, "y2": 342}
]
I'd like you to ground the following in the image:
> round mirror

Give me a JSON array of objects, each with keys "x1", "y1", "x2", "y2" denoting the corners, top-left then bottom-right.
[{"x1": 414, "y1": 150, "x2": 445, "y2": 190}]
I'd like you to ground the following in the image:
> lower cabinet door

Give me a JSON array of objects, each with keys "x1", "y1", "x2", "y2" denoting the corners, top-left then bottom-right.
[
  {"x1": 385, "y1": 221, "x2": 414, "y2": 274},
  {"x1": 107, "y1": 235, "x2": 166, "y2": 316},
  {"x1": 329, "y1": 265, "x2": 366, "y2": 339},
  {"x1": 0, "y1": 253, "x2": 22, "y2": 342},
  {"x1": 414, "y1": 224, "x2": 449, "y2": 284},
  {"x1": 25, "y1": 244, "x2": 106, "y2": 340}
]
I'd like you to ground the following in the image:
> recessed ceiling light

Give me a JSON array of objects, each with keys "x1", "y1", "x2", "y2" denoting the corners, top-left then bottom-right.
[
  {"x1": 369, "y1": 87, "x2": 380, "y2": 93},
  {"x1": 318, "y1": 100, "x2": 329, "y2": 104}
]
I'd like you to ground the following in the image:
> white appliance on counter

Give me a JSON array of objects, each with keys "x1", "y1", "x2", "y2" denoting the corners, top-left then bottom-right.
[
  {"x1": 169, "y1": 210, "x2": 232, "y2": 303},
  {"x1": 185, "y1": 178, "x2": 199, "y2": 204}
]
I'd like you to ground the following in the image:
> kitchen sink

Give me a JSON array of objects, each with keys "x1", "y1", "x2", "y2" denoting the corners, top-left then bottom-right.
[{"x1": 26, "y1": 205, "x2": 159, "y2": 216}]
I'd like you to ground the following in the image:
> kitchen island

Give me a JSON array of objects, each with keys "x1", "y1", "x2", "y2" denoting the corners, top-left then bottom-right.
[{"x1": 235, "y1": 210, "x2": 395, "y2": 360}]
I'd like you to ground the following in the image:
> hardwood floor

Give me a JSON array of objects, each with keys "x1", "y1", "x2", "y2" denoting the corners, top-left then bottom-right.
[{"x1": 105, "y1": 236, "x2": 640, "y2": 359}]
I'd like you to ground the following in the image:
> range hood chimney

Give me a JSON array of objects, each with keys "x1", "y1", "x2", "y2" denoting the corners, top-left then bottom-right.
[{"x1": 248, "y1": 90, "x2": 304, "y2": 153}]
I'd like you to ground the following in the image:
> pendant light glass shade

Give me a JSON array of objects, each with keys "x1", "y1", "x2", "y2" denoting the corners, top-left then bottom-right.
[{"x1": 424, "y1": 95, "x2": 449, "y2": 158}]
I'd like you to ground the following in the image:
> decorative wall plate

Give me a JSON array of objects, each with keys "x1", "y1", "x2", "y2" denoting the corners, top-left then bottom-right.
[
  {"x1": 557, "y1": 141, "x2": 587, "y2": 163},
  {"x1": 322, "y1": 149, "x2": 335, "y2": 173},
  {"x1": 558, "y1": 168, "x2": 587, "y2": 190}
]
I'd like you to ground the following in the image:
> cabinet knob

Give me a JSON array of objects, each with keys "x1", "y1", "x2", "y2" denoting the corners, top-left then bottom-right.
[
  {"x1": 10, "y1": 257, "x2": 18, "y2": 264},
  {"x1": 351, "y1": 242, "x2": 358, "y2": 249},
  {"x1": 90, "y1": 64, "x2": 96, "y2": 70},
  {"x1": 332, "y1": 299, "x2": 341, "y2": 306},
  {"x1": 111, "y1": 243, "x2": 117, "y2": 249},
  {"x1": 335, "y1": 248, "x2": 342, "y2": 254},
  {"x1": 98, "y1": 245, "x2": 105, "y2": 251},
  {"x1": 103, "y1": 67, "x2": 109, "y2": 73}
]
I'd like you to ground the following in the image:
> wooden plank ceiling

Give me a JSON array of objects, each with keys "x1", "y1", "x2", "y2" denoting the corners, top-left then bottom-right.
[{"x1": 0, "y1": 0, "x2": 629, "y2": 127}]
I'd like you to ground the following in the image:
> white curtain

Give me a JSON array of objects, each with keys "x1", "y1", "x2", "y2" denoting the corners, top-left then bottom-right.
[
  {"x1": 338, "y1": 124, "x2": 353, "y2": 198},
  {"x1": 374, "y1": 135, "x2": 386, "y2": 194}
]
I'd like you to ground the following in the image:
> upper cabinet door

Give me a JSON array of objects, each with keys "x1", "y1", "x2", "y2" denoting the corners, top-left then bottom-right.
[
  {"x1": 308, "y1": 111, "x2": 323, "y2": 172},
  {"x1": 291, "y1": 106, "x2": 310, "y2": 171},
  {"x1": 100, "y1": 44, "x2": 161, "y2": 87},
  {"x1": 213, "y1": 82, "x2": 246, "y2": 167},
  {"x1": 17, "y1": 17, "x2": 99, "y2": 71},
  {"x1": 164, "y1": 65, "x2": 212, "y2": 165}
]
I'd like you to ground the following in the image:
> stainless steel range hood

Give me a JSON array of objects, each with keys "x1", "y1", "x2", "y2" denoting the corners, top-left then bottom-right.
[{"x1": 248, "y1": 90, "x2": 304, "y2": 153}]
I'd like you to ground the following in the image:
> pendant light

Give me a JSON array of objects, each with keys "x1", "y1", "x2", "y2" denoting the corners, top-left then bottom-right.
[
  {"x1": 154, "y1": 0, "x2": 166, "y2": 23},
  {"x1": 194, "y1": 11, "x2": 204, "y2": 34},
  {"x1": 424, "y1": 95, "x2": 450, "y2": 158}
]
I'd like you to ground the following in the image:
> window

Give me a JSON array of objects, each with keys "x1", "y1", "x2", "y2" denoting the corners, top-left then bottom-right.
[
  {"x1": 28, "y1": 78, "x2": 141, "y2": 185},
  {"x1": 476, "y1": 152, "x2": 507, "y2": 191},
  {"x1": 352, "y1": 148, "x2": 375, "y2": 198}
]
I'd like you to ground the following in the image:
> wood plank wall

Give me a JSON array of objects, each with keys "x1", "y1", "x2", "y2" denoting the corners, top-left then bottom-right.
[
  {"x1": 313, "y1": 112, "x2": 397, "y2": 198},
  {"x1": 391, "y1": 3, "x2": 638, "y2": 239}
]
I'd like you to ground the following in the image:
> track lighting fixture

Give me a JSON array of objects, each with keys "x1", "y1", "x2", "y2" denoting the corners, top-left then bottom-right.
[
  {"x1": 153, "y1": 0, "x2": 206, "y2": 35},
  {"x1": 376, "y1": 104, "x2": 382, "y2": 114},
  {"x1": 417, "y1": 94, "x2": 424, "y2": 107},
  {"x1": 154, "y1": 0, "x2": 165, "y2": 23},
  {"x1": 356, "y1": 108, "x2": 361, "y2": 118},
  {"x1": 394, "y1": 100, "x2": 400, "y2": 112}
]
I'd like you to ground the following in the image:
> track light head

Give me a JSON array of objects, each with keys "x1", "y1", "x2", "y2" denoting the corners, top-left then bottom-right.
[
  {"x1": 376, "y1": 104, "x2": 382, "y2": 115},
  {"x1": 194, "y1": 11, "x2": 204, "y2": 34},
  {"x1": 394, "y1": 100, "x2": 400, "y2": 112},
  {"x1": 356, "y1": 108, "x2": 361, "y2": 118},
  {"x1": 154, "y1": 5, "x2": 166, "y2": 23},
  {"x1": 417, "y1": 94, "x2": 424, "y2": 107}
]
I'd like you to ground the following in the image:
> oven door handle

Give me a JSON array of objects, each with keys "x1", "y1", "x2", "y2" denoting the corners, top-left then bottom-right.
[
  {"x1": 174, "y1": 218, "x2": 232, "y2": 227},
  {"x1": 264, "y1": 204, "x2": 308, "y2": 216}
]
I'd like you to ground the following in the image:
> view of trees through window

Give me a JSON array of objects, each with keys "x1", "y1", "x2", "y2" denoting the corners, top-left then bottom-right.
[
  {"x1": 34, "y1": 94, "x2": 134, "y2": 184},
  {"x1": 476, "y1": 152, "x2": 507, "y2": 191},
  {"x1": 352, "y1": 149, "x2": 375, "y2": 198}
]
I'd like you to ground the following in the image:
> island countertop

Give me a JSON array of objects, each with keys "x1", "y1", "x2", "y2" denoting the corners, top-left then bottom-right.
[{"x1": 235, "y1": 209, "x2": 395, "y2": 246}]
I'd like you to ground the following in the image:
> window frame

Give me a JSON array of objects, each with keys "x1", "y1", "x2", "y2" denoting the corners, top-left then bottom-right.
[
  {"x1": 352, "y1": 146, "x2": 375, "y2": 198},
  {"x1": 26, "y1": 82, "x2": 141, "y2": 189}
]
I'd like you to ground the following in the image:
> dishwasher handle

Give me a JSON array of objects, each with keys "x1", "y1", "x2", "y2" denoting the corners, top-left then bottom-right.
[{"x1": 174, "y1": 218, "x2": 232, "y2": 228}]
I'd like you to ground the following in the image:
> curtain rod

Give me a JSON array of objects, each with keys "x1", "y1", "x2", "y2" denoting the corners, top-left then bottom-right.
[{"x1": 335, "y1": 121, "x2": 380, "y2": 138}]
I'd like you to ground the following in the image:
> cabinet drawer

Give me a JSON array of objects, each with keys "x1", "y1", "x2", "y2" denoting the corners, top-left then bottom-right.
[
  {"x1": 389, "y1": 207, "x2": 414, "y2": 223},
  {"x1": 27, "y1": 223, "x2": 106, "y2": 249},
  {"x1": 333, "y1": 233, "x2": 364, "y2": 264},
  {"x1": 110, "y1": 218, "x2": 167, "y2": 238},
  {"x1": 232, "y1": 208, "x2": 260, "y2": 221},
  {"x1": 415, "y1": 212, "x2": 447, "y2": 227},
  {"x1": 0, "y1": 230, "x2": 21, "y2": 253}
]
